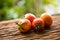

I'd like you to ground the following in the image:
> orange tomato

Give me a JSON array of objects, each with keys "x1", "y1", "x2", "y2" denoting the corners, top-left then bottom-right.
[
  {"x1": 24, "y1": 13, "x2": 36, "y2": 22},
  {"x1": 16, "y1": 19, "x2": 31, "y2": 33},
  {"x1": 40, "y1": 13, "x2": 52, "y2": 27},
  {"x1": 32, "y1": 18, "x2": 44, "y2": 31}
]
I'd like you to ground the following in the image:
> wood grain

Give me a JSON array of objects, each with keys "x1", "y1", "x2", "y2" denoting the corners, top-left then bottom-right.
[{"x1": 0, "y1": 14, "x2": 60, "y2": 40}]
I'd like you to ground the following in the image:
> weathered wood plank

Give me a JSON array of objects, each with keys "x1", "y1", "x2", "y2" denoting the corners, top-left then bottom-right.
[{"x1": 0, "y1": 14, "x2": 60, "y2": 40}]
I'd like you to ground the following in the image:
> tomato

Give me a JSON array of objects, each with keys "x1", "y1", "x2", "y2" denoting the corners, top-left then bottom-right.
[
  {"x1": 40, "y1": 13, "x2": 52, "y2": 28},
  {"x1": 16, "y1": 19, "x2": 31, "y2": 33},
  {"x1": 32, "y1": 18, "x2": 44, "y2": 31},
  {"x1": 24, "y1": 13, "x2": 36, "y2": 22}
]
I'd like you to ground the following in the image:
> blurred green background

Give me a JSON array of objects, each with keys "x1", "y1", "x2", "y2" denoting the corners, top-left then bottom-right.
[{"x1": 0, "y1": 0, "x2": 57, "y2": 21}]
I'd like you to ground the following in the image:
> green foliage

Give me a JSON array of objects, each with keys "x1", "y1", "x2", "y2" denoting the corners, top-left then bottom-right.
[
  {"x1": 0, "y1": 0, "x2": 57, "y2": 21},
  {"x1": 25, "y1": 0, "x2": 34, "y2": 13},
  {"x1": 42, "y1": 0, "x2": 50, "y2": 5},
  {"x1": 0, "y1": 0, "x2": 14, "y2": 20},
  {"x1": 5, "y1": 8, "x2": 18, "y2": 20},
  {"x1": 41, "y1": 0, "x2": 57, "y2": 7}
]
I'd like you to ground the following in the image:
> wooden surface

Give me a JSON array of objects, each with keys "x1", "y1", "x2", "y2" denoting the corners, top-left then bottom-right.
[{"x1": 0, "y1": 14, "x2": 60, "y2": 40}]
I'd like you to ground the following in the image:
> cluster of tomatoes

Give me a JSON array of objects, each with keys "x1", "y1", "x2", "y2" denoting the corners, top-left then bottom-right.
[{"x1": 16, "y1": 13, "x2": 52, "y2": 33}]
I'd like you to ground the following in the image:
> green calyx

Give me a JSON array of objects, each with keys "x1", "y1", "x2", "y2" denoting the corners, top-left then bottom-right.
[
  {"x1": 35, "y1": 23, "x2": 41, "y2": 29},
  {"x1": 16, "y1": 22, "x2": 22, "y2": 29}
]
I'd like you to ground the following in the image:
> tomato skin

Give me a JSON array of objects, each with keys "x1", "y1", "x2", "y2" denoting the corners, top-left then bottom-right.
[
  {"x1": 40, "y1": 13, "x2": 52, "y2": 27},
  {"x1": 32, "y1": 18, "x2": 44, "y2": 31},
  {"x1": 24, "y1": 13, "x2": 36, "y2": 22},
  {"x1": 17, "y1": 19, "x2": 31, "y2": 33}
]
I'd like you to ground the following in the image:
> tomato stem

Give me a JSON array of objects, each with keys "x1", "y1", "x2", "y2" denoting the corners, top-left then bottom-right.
[
  {"x1": 35, "y1": 23, "x2": 41, "y2": 29},
  {"x1": 16, "y1": 22, "x2": 26, "y2": 30}
]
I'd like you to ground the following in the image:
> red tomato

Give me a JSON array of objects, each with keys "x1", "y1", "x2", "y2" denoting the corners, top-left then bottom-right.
[
  {"x1": 24, "y1": 13, "x2": 36, "y2": 22},
  {"x1": 32, "y1": 18, "x2": 44, "y2": 31},
  {"x1": 16, "y1": 19, "x2": 31, "y2": 33},
  {"x1": 40, "y1": 13, "x2": 52, "y2": 28}
]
